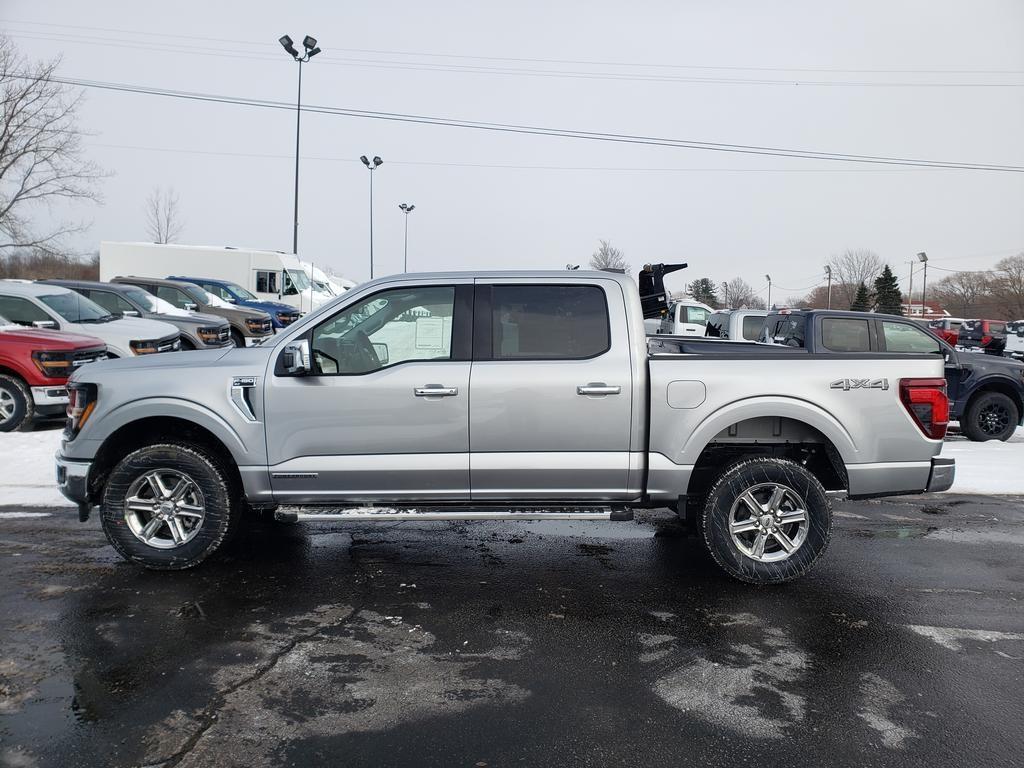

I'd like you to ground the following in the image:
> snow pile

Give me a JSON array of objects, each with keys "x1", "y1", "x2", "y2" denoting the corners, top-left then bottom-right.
[{"x1": 1, "y1": 427, "x2": 1023, "y2": 509}]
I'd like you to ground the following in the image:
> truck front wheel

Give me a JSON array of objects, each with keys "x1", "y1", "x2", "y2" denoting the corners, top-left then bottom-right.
[
  {"x1": 701, "y1": 458, "x2": 832, "y2": 585},
  {"x1": 0, "y1": 374, "x2": 33, "y2": 432},
  {"x1": 100, "y1": 443, "x2": 238, "y2": 569}
]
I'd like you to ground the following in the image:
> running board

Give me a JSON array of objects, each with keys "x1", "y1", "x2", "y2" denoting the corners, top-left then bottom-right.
[{"x1": 275, "y1": 505, "x2": 633, "y2": 523}]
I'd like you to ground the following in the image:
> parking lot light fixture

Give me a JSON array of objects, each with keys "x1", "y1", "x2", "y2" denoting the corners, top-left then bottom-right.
[
  {"x1": 917, "y1": 252, "x2": 929, "y2": 318},
  {"x1": 361, "y1": 155, "x2": 384, "y2": 278},
  {"x1": 399, "y1": 203, "x2": 416, "y2": 272},
  {"x1": 765, "y1": 274, "x2": 772, "y2": 309},
  {"x1": 280, "y1": 33, "x2": 321, "y2": 255}
]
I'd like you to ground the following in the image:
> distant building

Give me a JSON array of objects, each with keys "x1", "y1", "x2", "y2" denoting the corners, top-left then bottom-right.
[{"x1": 901, "y1": 302, "x2": 948, "y2": 321}]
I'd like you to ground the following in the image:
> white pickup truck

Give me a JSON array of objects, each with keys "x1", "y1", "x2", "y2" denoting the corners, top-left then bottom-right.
[{"x1": 56, "y1": 270, "x2": 953, "y2": 584}]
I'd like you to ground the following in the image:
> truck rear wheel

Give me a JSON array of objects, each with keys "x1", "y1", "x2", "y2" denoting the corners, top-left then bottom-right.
[
  {"x1": 701, "y1": 458, "x2": 832, "y2": 585},
  {"x1": 0, "y1": 374, "x2": 33, "y2": 433},
  {"x1": 100, "y1": 443, "x2": 238, "y2": 570},
  {"x1": 961, "y1": 391, "x2": 1018, "y2": 442}
]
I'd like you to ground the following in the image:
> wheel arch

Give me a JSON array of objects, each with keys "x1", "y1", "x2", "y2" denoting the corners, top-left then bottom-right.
[
  {"x1": 87, "y1": 415, "x2": 243, "y2": 506},
  {"x1": 965, "y1": 379, "x2": 1024, "y2": 425}
]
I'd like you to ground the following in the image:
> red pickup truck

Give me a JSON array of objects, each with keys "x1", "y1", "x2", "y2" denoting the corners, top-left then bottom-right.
[{"x1": 0, "y1": 316, "x2": 107, "y2": 431}]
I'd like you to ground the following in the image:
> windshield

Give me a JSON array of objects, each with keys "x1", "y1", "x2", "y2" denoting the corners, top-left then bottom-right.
[
  {"x1": 39, "y1": 292, "x2": 114, "y2": 323},
  {"x1": 122, "y1": 286, "x2": 188, "y2": 316},
  {"x1": 224, "y1": 282, "x2": 257, "y2": 301},
  {"x1": 288, "y1": 269, "x2": 311, "y2": 291}
]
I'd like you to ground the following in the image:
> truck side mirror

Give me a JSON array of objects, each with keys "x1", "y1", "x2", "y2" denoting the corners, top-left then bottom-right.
[
  {"x1": 282, "y1": 339, "x2": 311, "y2": 375},
  {"x1": 183, "y1": 302, "x2": 198, "y2": 311},
  {"x1": 32, "y1": 320, "x2": 58, "y2": 330},
  {"x1": 122, "y1": 310, "x2": 140, "y2": 318}
]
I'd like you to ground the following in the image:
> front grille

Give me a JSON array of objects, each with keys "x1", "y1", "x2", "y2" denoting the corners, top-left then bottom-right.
[
  {"x1": 155, "y1": 336, "x2": 181, "y2": 353},
  {"x1": 218, "y1": 327, "x2": 230, "y2": 342},
  {"x1": 72, "y1": 347, "x2": 107, "y2": 366},
  {"x1": 257, "y1": 319, "x2": 272, "y2": 334}
]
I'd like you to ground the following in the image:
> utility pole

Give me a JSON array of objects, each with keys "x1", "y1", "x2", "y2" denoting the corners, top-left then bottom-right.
[
  {"x1": 917, "y1": 252, "x2": 929, "y2": 319},
  {"x1": 399, "y1": 203, "x2": 415, "y2": 272},
  {"x1": 824, "y1": 265, "x2": 833, "y2": 309},
  {"x1": 721, "y1": 281, "x2": 730, "y2": 309},
  {"x1": 360, "y1": 155, "x2": 383, "y2": 278},
  {"x1": 278, "y1": 34, "x2": 321, "y2": 255}
]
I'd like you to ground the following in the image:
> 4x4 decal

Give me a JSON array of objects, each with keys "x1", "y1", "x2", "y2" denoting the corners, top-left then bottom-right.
[{"x1": 830, "y1": 378, "x2": 889, "y2": 391}]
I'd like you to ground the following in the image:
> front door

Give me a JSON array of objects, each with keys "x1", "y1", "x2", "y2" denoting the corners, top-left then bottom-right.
[
  {"x1": 263, "y1": 281, "x2": 473, "y2": 503},
  {"x1": 468, "y1": 279, "x2": 635, "y2": 500}
]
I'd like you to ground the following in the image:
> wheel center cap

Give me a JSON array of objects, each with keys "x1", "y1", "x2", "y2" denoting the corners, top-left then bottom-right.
[
  {"x1": 759, "y1": 514, "x2": 775, "y2": 529},
  {"x1": 159, "y1": 501, "x2": 176, "y2": 516}
]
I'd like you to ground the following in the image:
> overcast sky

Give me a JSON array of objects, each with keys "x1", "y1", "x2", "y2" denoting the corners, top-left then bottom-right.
[{"x1": 4, "y1": 0, "x2": 1023, "y2": 299}]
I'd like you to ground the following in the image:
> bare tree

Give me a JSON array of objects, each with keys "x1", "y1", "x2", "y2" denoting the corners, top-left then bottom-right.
[
  {"x1": 828, "y1": 249, "x2": 882, "y2": 308},
  {"x1": 930, "y1": 270, "x2": 991, "y2": 318},
  {"x1": 589, "y1": 239, "x2": 629, "y2": 272},
  {"x1": 989, "y1": 253, "x2": 1024, "y2": 319},
  {"x1": 145, "y1": 186, "x2": 184, "y2": 243},
  {"x1": 722, "y1": 277, "x2": 766, "y2": 309},
  {"x1": 0, "y1": 37, "x2": 103, "y2": 254}
]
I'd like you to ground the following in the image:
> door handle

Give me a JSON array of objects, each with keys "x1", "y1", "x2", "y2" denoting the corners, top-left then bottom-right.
[
  {"x1": 577, "y1": 383, "x2": 621, "y2": 396},
  {"x1": 415, "y1": 386, "x2": 459, "y2": 397}
]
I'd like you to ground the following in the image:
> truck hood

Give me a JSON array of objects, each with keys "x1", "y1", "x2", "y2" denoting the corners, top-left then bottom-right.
[
  {"x1": 100, "y1": 316, "x2": 181, "y2": 339},
  {"x1": 238, "y1": 299, "x2": 297, "y2": 315},
  {"x1": 150, "y1": 311, "x2": 228, "y2": 329},
  {"x1": 74, "y1": 346, "x2": 237, "y2": 377},
  {"x1": 0, "y1": 326, "x2": 105, "y2": 348},
  {"x1": 206, "y1": 304, "x2": 271, "y2": 321},
  {"x1": 954, "y1": 349, "x2": 1024, "y2": 375}
]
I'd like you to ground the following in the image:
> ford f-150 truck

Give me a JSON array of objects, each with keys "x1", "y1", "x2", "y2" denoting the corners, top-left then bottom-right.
[{"x1": 55, "y1": 271, "x2": 954, "y2": 584}]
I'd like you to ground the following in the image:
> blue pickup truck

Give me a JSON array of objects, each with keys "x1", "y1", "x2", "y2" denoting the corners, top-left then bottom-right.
[
  {"x1": 168, "y1": 276, "x2": 301, "y2": 330},
  {"x1": 760, "y1": 308, "x2": 1024, "y2": 442}
]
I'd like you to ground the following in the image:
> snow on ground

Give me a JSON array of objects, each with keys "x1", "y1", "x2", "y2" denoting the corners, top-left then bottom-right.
[{"x1": 1, "y1": 426, "x2": 1023, "y2": 509}]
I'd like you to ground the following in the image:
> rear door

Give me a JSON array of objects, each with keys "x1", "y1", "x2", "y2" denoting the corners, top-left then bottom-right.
[{"x1": 468, "y1": 279, "x2": 635, "y2": 500}]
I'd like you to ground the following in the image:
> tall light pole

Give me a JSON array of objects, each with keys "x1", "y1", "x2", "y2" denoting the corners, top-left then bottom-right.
[
  {"x1": 907, "y1": 258, "x2": 916, "y2": 317},
  {"x1": 765, "y1": 274, "x2": 772, "y2": 309},
  {"x1": 824, "y1": 265, "x2": 833, "y2": 309},
  {"x1": 279, "y1": 34, "x2": 321, "y2": 255},
  {"x1": 360, "y1": 155, "x2": 383, "y2": 278},
  {"x1": 399, "y1": 203, "x2": 415, "y2": 272},
  {"x1": 917, "y1": 252, "x2": 929, "y2": 319}
]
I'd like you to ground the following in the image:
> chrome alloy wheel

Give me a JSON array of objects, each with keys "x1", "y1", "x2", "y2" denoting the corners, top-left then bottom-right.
[
  {"x1": 0, "y1": 387, "x2": 15, "y2": 423},
  {"x1": 729, "y1": 482, "x2": 809, "y2": 563},
  {"x1": 124, "y1": 469, "x2": 206, "y2": 549}
]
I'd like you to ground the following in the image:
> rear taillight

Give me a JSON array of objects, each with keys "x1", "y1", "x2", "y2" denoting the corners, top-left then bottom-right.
[
  {"x1": 981, "y1": 335, "x2": 992, "y2": 346},
  {"x1": 899, "y1": 378, "x2": 949, "y2": 440}
]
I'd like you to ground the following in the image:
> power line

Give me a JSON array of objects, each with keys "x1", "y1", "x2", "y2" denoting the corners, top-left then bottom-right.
[
  {"x1": 6, "y1": 28, "x2": 1024, "y2": 88},
  {"x1": 27, "y1": 74, "x2": 1024, "y2": 172},
  {"x1": 6, "y1": 18, "x2": 1024, "y2": 76}
]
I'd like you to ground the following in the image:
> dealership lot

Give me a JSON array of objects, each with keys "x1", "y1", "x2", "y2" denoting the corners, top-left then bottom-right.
[{"x1": 0, "y1": 493, "x2": 1022, "y2": 768}]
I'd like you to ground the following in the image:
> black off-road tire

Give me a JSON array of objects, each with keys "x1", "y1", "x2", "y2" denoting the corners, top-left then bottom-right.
[
  {"x1": 100, "y1": 443, "x2": 239, "y2": 570},
  {"x1": 701, "y1": 457, "x2": 832, "y2": 585},
  {"x1": 179, "y1": 337, "x2": 196, "y2": 351},
  {"x1": 230, "y1": 329, "x2": 245, "y2": 348},
  {"x1": 961, "y1": 391, "x2": 1018, "y2": 442},
  {"x1": 0, "y1": 374, "x2": 33, "y2": 433}
]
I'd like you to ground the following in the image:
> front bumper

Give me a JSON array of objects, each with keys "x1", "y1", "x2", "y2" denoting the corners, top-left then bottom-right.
[
  {"x1": 926, "y1": 457, "x2": 955, "y2": 493},
  {"x1": 31, "y1": 385, "x2": 69, "y2": 406},
  {"x1": 55, "y1": 452, "x2": 92, "y2": 520}
]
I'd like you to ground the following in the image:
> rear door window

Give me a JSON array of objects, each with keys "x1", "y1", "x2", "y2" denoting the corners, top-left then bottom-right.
[
  {"x1": 766, "y1": 315, "x2": 806, "y2": 347},
  {"x1": 821, "y1": 318, "x2": 870, "y2": 352},
  {"x1": 741, "y1": 315, "x2": 764, "y2": 340},
  {"x1": 490, "y1": 285, "x2": 609, "y2": 359},
  {"x1": 705, "y1": 312, "x2": 728, "y2": 338},
  {"x1": 881, "y1": 321, "x2": 942, "y2": 354}
]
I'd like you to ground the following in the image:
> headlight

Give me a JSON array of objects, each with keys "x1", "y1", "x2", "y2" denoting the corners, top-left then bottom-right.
[
  {"x1": 130, "y1": 339, "x2": 159, "y2": 355},
  {"x1": 197, "y1": 327, "x2": 221, "y2": 343},
  {"x1": 245, "y1": 318, "x2": 270, "y2": 334},
  {"x1": 65, "y1": 382, "x2": 98, "y2": 438},
  {"x1": 31, "y1": 350, "x2": 74, "y2": 378}
]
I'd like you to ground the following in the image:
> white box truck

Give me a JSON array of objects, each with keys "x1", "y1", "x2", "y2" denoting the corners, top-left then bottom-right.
[{"x1": 99, "y1": 242, "x2": 329, "y2": 314}]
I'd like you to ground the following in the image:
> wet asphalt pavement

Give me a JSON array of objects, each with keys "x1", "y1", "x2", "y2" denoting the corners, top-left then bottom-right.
[{"x1": 0, "y1": 495, "x2": 1022, "y2": 768}]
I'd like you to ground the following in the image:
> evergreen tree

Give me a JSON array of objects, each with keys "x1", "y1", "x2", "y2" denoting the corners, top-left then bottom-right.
[
  {"x1": 687, "y1": 277, "x2": 719, "y2": 307},
  {"x1": 873, "y1": 264, "x2": 903, "y2": 315},
  {"x1": 850, "y1": 281, "x2": 873, "y2": 312}
]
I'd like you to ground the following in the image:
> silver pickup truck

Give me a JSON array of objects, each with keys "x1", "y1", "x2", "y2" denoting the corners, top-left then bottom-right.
[{"x1": 55, "y1": 271, "x2": 954, "y2": 584}]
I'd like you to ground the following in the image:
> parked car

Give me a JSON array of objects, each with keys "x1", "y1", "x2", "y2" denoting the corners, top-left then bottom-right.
[
  {"x1": 958, "y1": 319, "x2": 1007, "y2": 355},
  {"x1": 0, "y1": 282, "x2": 180, "y2": 358},
  {"x1": 40, "y1": 280, "x2": 233, "y2": 351},
  {"x1": 760, "y1": 308, "x2": 1024, "y2": 442},
  {"x1": 704, "y1": 309, "x2": 768, "y2": 341},
  {"x1": 927, "y1": 317, "x2": 964, "y2": 346},
  {"x1": 110, "y1": 276, "x2": 273, "y2": 348},
  {"x1": 1004, "y1": 320, "x2": 1024, "y2": 361},
  {"x1": 654, "y1": 299, "x2": 713, "y2": 336},
  {"x1": 168, "y1": 276, "x2": 301, "y2": 330},
  {"x1": 57, "y1": 270, "x2": 952, "y2": 584},
  {"x1": 0, "y1": 315, "x2": 107, "y2": 431}
]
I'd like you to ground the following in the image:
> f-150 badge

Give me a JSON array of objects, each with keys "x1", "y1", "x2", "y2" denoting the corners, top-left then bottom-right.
[{"x1": 830, "y1": 378, "x2": 889, "y2": 391}]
